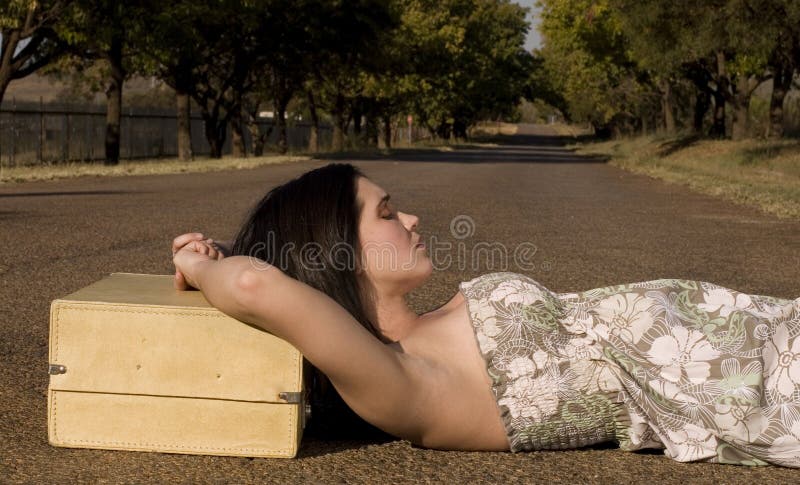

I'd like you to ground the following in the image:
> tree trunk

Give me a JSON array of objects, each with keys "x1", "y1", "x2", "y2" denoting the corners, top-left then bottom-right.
[
  {"x1": 693, "y1": 90, "x2": 711, "y2": 134},
  {"x1": 730, "y1": 75, "x2": 761, "y2": 141},
  {"x1": 730, "y1": 97, "x2": 749, "y2": 141},
  {"x1": 0, "y1": 30, "x2": 20, "y2": 106},
  {"x1": 0, "y1": 68, "x2": 13, "y2": 110},
  {"x1": 275, "y1": 94, "x2": 288, "y2": 155},
  {"x1": 768, "y1": 62, "x2": 793, "y2": 139},
  {"x1": 381, "y1": 115, "x2": 391, "y2": 148},
  {"x1": 307, "y1": 90, "x2": 320, "y2": 152},
  {"x1": 331, "y1": 93, "x2": 346, "y2": 151},
  {"x1": 453, "y1": 119, "x2": 468, "y2": 140},
  {"x1": 352, "y1": 102, "x2": 363, "y2": 145},
  {"x1": 104, "y1": 37, "x2": 125, "y2": 165},
  {"x1": 230, "y1": 109, "x2": 246, "y2": 157},
  {"x1": 176, "y1": 90, "x2": 193, "y2": 161},
  {"x1": 251, "y1": 124, "x2": 271, "y2": 157},
  {"x1": 709, "y1": 91, "x2": 726, "y2": 138},
  {"x1": 364, "y1": 114, "x2": 378, "y2": 147},
  {"x1": 660, "y1": 81, "x2": 676, "y2": 134},
  {"x1": 202, "y1": 112, "x2": 226, "y2": 158},
  {"x1": 332, "y1": 116, "x2": 344, "y2": 151},
  {"x1": 709, "y1": 51, "x2": 728, "y2": 139},
  {"x1": 241, "y1": 101, "x2": 267, "y2": 156}
]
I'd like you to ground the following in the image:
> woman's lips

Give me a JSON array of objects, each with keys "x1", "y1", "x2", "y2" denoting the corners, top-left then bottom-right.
[{"x1": 416, "y1": 242, "x2": 426, "y2": 249}]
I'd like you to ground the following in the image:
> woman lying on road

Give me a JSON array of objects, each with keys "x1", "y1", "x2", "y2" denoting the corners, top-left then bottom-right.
[{"x1": 172, "y1": 163, "x2": 800, "y2": 467}]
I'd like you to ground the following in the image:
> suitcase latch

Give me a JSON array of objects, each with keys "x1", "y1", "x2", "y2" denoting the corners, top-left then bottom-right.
[
  {"x1": 278, "y1": 391, "x2": 302, "y2": 403},
  {"x1": 48, "y1": 364, "x2": 67, "y2": 375}
]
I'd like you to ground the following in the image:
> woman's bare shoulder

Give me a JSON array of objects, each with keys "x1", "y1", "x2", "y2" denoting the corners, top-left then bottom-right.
[{"x1": 420, "y1": 290, "x2": 466, "y2": 320}]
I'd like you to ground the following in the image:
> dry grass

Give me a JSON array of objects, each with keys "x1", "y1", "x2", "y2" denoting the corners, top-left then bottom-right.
[
  {"x1": 469, "y1": 121, "x2": 519, "y2": 136},
  {"x1": 549, "y1": 123, "x2": 594, "y2": 137},
  {"x1": 574, "y1": 135, "x2": 800, "y2": 219},
  {"x1": 0, "y1": 154, "x2": 311, "y2": 184}
]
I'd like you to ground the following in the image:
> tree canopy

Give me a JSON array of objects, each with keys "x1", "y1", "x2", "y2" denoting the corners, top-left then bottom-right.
[
  {"x1": 1, "y1": 0, "x2": 535, "y2": 159},
  {"x1": 533, "y1": 0, "x2": 800, "y2": 139}
]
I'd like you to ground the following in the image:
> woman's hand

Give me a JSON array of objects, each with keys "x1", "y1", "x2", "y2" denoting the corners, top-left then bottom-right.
[
  {"x1": 172, "y1": 233, "x2": 225, "y2": 290},
  {"x1": 172, "y1": 240, "x2": 221, "y2": 290}
]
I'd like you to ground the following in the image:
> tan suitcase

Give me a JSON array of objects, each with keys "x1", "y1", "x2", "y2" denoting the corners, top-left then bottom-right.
[{"x1": 47, "y1": 272, "x2": 306, "y2": 458}]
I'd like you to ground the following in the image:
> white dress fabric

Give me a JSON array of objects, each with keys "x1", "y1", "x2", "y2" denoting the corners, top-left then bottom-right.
[{"x1": 459, "y1": 272, "x2": 800, "y2": 467}]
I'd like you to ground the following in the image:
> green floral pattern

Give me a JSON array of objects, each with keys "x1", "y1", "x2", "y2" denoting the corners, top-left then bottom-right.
[{"x1": 460, "y1": 272, "x2": 800, "y2": 466}]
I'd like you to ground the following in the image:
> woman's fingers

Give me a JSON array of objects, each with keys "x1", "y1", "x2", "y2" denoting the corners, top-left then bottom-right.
[
  {"x1": 172, "y1": 232, "x2": 205, "y2": 255},
  {"x1": 172, "y1": 235, "x2": 205, "y2": 290},
  {"x1": 191, "y1": 240, "x2": 220, "y2": 260},
  {"x1": 174, "y1": 269, "x2": 189, "y2": 290},
  {"x1": 204, "y1": 238, "x2": 226, "y2": 260}
]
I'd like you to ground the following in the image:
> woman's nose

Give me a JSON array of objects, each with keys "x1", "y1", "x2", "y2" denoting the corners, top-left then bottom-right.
[{"x1": 399, "y1": 211, "x2": 419, "y2": 231}]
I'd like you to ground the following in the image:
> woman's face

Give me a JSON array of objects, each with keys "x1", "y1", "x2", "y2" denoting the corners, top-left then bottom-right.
[{"x1": 356, "y1": 176, "x2": 432, "y2": 296}]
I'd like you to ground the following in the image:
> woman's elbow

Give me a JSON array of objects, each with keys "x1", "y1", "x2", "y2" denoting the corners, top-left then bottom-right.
[
  {"x1": 230, "y1": 265, "x2": 282, "y2": 326},
  {"x1": 235, "y1": 266, "x2": 262, "y2": 294}
]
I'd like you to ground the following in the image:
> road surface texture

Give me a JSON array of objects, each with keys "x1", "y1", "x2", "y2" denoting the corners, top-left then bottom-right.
[{"x1": 2, "y1": 125, "x2": 799, "y2": 483}]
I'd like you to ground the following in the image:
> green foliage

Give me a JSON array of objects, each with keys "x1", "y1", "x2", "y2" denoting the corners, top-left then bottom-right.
[
  {"x1": 6, "y1": 0, "x2": 537, "y2": 154},
  {"x1": 395, "y1": 0, "x2": 532, "y2": 137},
  {"x1": 0, "y1": 1, "x2": 34, "y2": 29},
  {"x1": 537, "y1": 0, "x2": 656, "y2": 132},
  {"x1": 535, "y1": 0, "x2": 800, "y2": 138},
  {"x1": 0, "y1": 0, "x2": 69, "y2": 101}
]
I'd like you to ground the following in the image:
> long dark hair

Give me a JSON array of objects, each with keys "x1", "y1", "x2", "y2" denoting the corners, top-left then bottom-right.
[{"x1": 231, "y1": 162, "x2": 386, "y2": 438}]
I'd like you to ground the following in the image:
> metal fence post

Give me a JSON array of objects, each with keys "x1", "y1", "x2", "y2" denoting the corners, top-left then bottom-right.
[
  {"x1": 62, "y1": 108, "x2": 68, "y2": 162},
  {"x1": 0, "y1": 99, "x2": 4, "y2": 170},
  {"x1": 85, "y1": 113, "x2": 91, "y2": 161},
  {"x1": 160, "y1": 116, "x2": 165, "y2": 157},
  {"x1": 10, "y1": 97, "x2": 16, "y2": 167},
  {"x1": 127, "y1": 108, "x2": 133, "y2": 159},
  {"x1": 0, "y1": 102, "x2": 3, "y2": 178},
  {"x1": 38, "y1": 96, "x2": 44, "y2": 162}
]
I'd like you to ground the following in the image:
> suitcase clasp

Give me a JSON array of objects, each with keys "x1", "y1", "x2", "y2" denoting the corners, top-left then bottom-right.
[
  {"x1": 278, "y1": 391, "x2": 302, "y2": 403},
  {"x1": 48, "y1": 364, "x2": 67, "y2": 375}
]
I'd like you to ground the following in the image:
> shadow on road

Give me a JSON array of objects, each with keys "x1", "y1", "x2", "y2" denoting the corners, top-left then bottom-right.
[
  {"x1": 0, "y1": 190, "x2": 142, "y2": 198},
  {"x1": 296, "y1": 437, "x2": 395, "y2": 459},
  {"x1": 323, "y1": 125, "x2": 608, "y2": 164}
]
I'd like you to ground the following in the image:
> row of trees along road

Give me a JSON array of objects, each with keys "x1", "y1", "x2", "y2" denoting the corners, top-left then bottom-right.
[
  {"x1": 0, "y1": 0, "x2": 533, "y2": 164},
  {"x1": 533, "y1": 0, "x2": 800, "y2": 139}
]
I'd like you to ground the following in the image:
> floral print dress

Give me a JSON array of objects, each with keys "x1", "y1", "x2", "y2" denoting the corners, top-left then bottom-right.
[{"x1": 459, "y1": 272, "x2": 800, "y2": 467}]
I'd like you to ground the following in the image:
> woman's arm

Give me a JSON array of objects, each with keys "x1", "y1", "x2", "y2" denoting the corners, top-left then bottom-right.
[{"x1": 174, "y1": 247, "x2": 428, "y2": 440}]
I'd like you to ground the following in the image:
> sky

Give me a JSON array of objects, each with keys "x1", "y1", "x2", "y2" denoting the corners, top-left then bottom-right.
[{"x1": 515, "y1": 0, "x2": 542, "y2": 51}]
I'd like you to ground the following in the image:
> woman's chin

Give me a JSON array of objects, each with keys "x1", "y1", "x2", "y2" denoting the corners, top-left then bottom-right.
[{"x1": 411, "y1": 260, "x2": 435, "y2": 287}]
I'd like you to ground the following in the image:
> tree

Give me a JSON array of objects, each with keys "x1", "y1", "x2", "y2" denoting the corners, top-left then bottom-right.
[
  {"x1": 0, "y1": 0, "x2": 69, "y2": 105},
  {"x1": 137, "y1": 1, "x2": 209, "y2": 161},
  {"x1": 140, "y1": 0, "x2": 274, "y2": 159},
  {"x1": 260, "y1": 0, "x2": 321, "y2": 154},
  {"x1": 395, "y1": 0, "x2": 532, "y2": 140},
  {"x1": 609, "y1": 0, "x2": 787, "y2": 139},
  {"x1": 304, "y1": 0, "x2": 396, "y2": 151},
  {"x1": 745, "y1": 0, "x2": 800, "y2": 138},
  {"x1": 524, "y1": 55, "x2": 569, "y2": 122},
  {"x1": 538, "y1": 0, "x2": 657, "y2": 137},
  {"x1": 54, "y1": 1, "x2": 144, "y2": 164}
]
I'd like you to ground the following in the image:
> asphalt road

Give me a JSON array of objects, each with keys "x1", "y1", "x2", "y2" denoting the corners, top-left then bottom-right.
[{"x1": 2, "y1": 124, "x2": 799, "y2": 483}]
